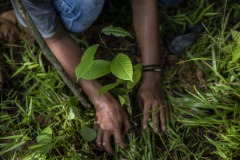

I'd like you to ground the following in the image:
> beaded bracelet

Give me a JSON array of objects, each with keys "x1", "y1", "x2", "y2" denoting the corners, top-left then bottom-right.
[{"x1": 142, "y1": 65, "x2": 162, "y2": 72}]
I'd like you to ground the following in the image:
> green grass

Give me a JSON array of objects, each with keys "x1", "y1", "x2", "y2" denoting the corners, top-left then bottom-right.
[{"x1": 1, "y1": 0, "x2": 240, "y2": 159}]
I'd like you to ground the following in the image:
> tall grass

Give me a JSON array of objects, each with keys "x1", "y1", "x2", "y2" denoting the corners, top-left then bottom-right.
[{"x1": 0, "y1": 0, "x2": 240, "y2": 159}]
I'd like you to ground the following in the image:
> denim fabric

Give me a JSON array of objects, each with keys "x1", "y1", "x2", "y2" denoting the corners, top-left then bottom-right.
[
  {"x1": 11, "y1": 0, "x2": 105, "y2": 38},
  {"x1": 53, "y1": 0, "x2": 105, "y2": 33},
  {"x1": 157, "y1": 0, "x2": 182, "y2": 6}
]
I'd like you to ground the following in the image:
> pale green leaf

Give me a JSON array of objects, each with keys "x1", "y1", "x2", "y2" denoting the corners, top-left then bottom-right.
[
  {"x1": 111, "y1": 53, "x2": 133, "y2": 81},
  {"x1": 118, "y1": 95, "x2": 126, "y2": 106},
  {"x1": 99, "y1": 80, "x2": 123, "y2": 96},
  {"x1": 80, "y1": 126, "x2": 96, "y2": 141},
  {"x1": 28, "y1": 143, "x2": 53, "y2": 157},
  {"x1": 231, "y1": 30, "x2": 240, "y2": 44},
  {"x1": 232, "y1": 44, "x2": 240, "y2": 62},
  {"x1": 133, "y1": 63, "x2": 143, "y2": 71},
  {"x1": 102, "y1": 26, "x2": 132, "y2": 38},
  {"x1": 37, "y1": 143, "x2": 54, "y2": 155},
  {"x1": 127, "y1": 69, "x2": 142, "y2": 89},
  {"x1": 75, "y1": 44, "x2": 99, "y2": 80},
  {"x1": 68, "y1": 106, "x2": 81, "y2": 120},
  {"x1": 81, "y1": 60, "x2": 111, "y2": 79},
  {"x1": 36, "y1": 126, "x2": 52, "y2": 144},
  {"x1": 220, "y1": 44, "x2": 234, "y2": 54}
]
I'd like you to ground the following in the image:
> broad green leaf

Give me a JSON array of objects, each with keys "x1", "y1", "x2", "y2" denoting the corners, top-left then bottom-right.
[
  {"x1": 54, "y1": 135, "x2": 67, "y2": 144},
  {"x1": 80, "y1": 126, "x2": 96, "y2": 141},
  {"x1": 81, "y1": 60, "x2": 111, "y2": 79},
  {"x1": 127, "y1": 69, "x2": 142, "y2": 89},
  {"x1": 37, "y1": 143, "x2": 54, "y2": 155},
  {"x1": 29, "y1": 143, "x2": 54, "y2": 158},
  {"x1": 68, "y1": 106, "x2": 81, "y2": 120},
  {"x1": 36, "y1": 126, "x2": 52, "y2": 144},
  {"x1": 118, "y1": 95, "x2": 126, "y2": 106},
  {"x1": 75, "y1": 44, "x2": 99, "y2": 80},
  {"x1": 231, "y1": 30, "x2": 240, "y2": 44},
  {"x1": 220, "y1": 44, "x2": 234, "y2": 54},
  {"x1": 102, "y1": 26, "x2": 132, "y2": 38},
  {"x1": 232, "y1": 44, "x2": 240, "y2": 62},
  {"x1": 111, "y1": 53, "x2": 133, "y2": 81},
  {"x1": 99, "y1": 80, "x2": 123, "y2": 96},
  {"x1": 133, "y1": 63, "x2": 143, "y2": 71}
]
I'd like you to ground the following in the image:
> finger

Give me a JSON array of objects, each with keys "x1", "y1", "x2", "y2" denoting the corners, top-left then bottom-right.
[
  {"x1": 113, "y1": 129, "x2": 127, "y2": 149},
  {"x1": 159, "y1": 103, "x2": 167, "y2": 132},
  {"x1": 137, "y1": 95, "x2": 144, "y2": 112},
  {"x1": 152, "y1": 103, "x2": 160, "y2": 133},
  {"x1": 96, "y1": 127, "x2": 103, "y2": 149},
  {"x1": 142, "y1": 103, "x2": 151, "y2": 129},
  {"x1": 123, "y1": 112, "x2": 131, "y2": 133},
  {"x1": 93, "y1": 123, "x2": 99, "y2": 131},
  {"x1": 103, "y1": 131, "x2": 113, "y2": 155}
]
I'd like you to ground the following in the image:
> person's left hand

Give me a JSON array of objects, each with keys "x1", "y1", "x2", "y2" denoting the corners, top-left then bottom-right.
[{"x1": 137, "y1": 72, "x2": 167, "y2": 133}]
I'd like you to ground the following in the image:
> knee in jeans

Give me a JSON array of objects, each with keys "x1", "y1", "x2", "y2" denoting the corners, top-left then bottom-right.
[
  {"x1": 72, "y1": 0, "x2": 105, "y2": 33},
  {"x1": 57, "y1": 0, "x2": 105, "y2": 33}
]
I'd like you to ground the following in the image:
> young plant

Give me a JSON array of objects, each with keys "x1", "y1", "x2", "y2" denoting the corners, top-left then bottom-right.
[{"x1": 75, "y1": 25, "x2": 142, "y2": 100}]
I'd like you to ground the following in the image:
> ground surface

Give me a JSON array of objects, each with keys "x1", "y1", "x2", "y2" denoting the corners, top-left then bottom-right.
[{"x1": 0, "y1": 0, "x2": 240, "y2": 159}]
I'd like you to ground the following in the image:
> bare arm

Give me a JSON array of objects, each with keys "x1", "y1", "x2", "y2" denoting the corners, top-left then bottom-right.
[
  {"x1": 45, "y1": 24, "x2": 131, "y2": 154},
  {"x1": 131, "y1": 0, "x2": 167, "y2": 132},
  {"x1": 131, "y1": 0, "x2": 161, "y2": 65}
]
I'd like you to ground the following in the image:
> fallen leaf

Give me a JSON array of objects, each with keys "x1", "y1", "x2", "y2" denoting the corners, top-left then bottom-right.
[
  {"x1": 196, "y1": 68, "x2": 204, "y2": 79},
  {"x1": 0, "y1": 10, "x2": 35, "y2": 45},
  {"x1": 0, "y1": 10, "x2": 18, "y2": 24},
  {"x1": 0, "y1": 17, "x2": 18, "y2": 44}
]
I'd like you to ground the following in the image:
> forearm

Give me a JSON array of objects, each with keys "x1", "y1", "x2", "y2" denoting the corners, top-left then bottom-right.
[
  {"x1": 44, "y1": 24, "x2": 102, "y2": 104},
  {"x1": 131, "y1": 0, "x2": 161, "y2": 65}
]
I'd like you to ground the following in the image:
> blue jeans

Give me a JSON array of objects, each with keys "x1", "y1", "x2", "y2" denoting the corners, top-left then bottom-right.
[
  {"x1": 11, "y1": 0, "x2": 182, "y2": 38},
  {"x1": 11, "y1": 0, "x2": 105, "y2": 38},
  {"x1": 157, "y1": 0, "x2": 182, "y2": 7}
]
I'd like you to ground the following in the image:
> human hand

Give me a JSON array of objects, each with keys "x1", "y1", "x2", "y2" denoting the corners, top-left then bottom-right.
[
  {"x1": 93, "y1": 93, "x2": 131, "y2": 154},
  {"x1": 137, "y1": 72, "x2": 167, "y2": 133}
]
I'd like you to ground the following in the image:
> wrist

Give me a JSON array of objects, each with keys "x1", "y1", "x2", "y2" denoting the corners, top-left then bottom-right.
[
  {"x1": 142, "y1": 64, "x2": 161, "y2": 72},
  {"x1": 142, "y1": 71, "x2": 161, "y2": 85},
  {"x1": 78, "y1": 79, "x2": 101, "y2": 102},
  {"x1": 79, "y1": 79, "x2": 114, "y2": 110}
]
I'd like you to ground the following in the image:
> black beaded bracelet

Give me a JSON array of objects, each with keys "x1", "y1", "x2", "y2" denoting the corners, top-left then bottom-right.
[{"x1": 142, "y1": 65, "x2": 162, "y2": 72}]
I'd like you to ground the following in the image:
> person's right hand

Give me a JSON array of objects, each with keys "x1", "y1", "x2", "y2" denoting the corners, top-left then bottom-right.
[{"x1": 93, "y1": 93, "x2": 131, "y2": 154}]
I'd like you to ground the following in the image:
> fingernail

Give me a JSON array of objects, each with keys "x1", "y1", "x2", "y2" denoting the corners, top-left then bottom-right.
[{"x1": 143, "y1": 125, "x2": 148, "y2": 129}]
